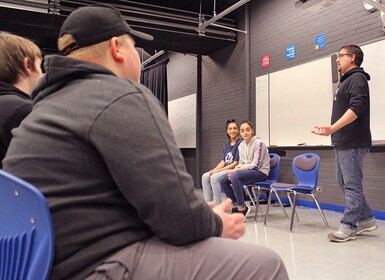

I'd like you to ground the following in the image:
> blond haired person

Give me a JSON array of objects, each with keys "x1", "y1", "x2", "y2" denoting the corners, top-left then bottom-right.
[
  {"x1": 4, "y1": 5, "x2": 288, "y2": 280},
  {"x1": 0, "y1": 32, "x2": 42, "y2": 167}
]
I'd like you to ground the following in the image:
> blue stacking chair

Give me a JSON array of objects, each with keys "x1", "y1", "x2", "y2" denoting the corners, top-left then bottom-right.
[
  {"x1": 0, "y1": 170, "x2": 54, "y2": 280},
  {"x1": 243, "y1": 153, "x2": 286, "y2": 221},
  {"x1": 264, "y1": 153, "x2": 329, "y2": 232}
]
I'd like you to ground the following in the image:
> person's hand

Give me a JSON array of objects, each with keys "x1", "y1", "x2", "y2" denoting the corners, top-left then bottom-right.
[
  {"x1": 311, "y1": 125, "x2": 332, "y2": 136},
  {"x1": 212, "y1": 198, "x2": 245, "y2": 239},
  {"x1": 210, "y1": 169, "x2": 219, "y2": 175}
]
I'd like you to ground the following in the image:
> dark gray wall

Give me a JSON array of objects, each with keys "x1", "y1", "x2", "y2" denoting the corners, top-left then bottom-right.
[
  {"x1": 167, "y1": 53, "x2": 198, "y2": 179},
  {"x1": 200, "y1": 42, "x2": 248, "y2": 177},
  {"x1": 167, "y1": 0, "x2": 385, "y2": 211},
  {"x1": 249, "y1": 0, "x2": 385, "y2": 123},
  {"x1": 167, "y1": 53, "x2": 197, "y2": 101}
]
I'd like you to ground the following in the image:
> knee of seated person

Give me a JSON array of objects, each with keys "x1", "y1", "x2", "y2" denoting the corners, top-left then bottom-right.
[
  {"x1": 238, "y1": 245, "x2": 287, "y2": 278},
  {"x1": 251, "y1": 246, "x2": 286, "y2": 270},
  {"x1": 221, "y1": 177, "x2": 231, "y2": 185},
  {"x1": 211, "y1": 173, "x2": 224, "y2": 183},
  {"x1": 230, "y1": 172, "x2": 241, "y2": 181},
  {"x1": 202, "y1": 172, "x2": 210, "y2": 180}
]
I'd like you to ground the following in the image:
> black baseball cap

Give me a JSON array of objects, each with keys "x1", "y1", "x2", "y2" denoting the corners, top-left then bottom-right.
[{"x1": 59, "y1": 4, "x2": 153, "y2": 55}]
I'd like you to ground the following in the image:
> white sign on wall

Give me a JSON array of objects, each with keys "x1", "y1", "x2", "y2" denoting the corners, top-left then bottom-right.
[{"x1": 168, "y1": 94, "x2": 196, "y2": 148}]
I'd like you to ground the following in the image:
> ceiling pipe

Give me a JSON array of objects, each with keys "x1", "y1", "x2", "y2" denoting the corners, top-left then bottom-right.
[
  {"x1": 59, "y1": 0, "x2": 237, "y2": 39},
  {"x1": 141, "y1": 50, "x2": 165, "y2": 68},
  {"x1": 362, "y1": 0, "x2": 385, "y2": 32},
  {"x1": 362, "y1": 0, "x2": 385, "y2": 12},
  {"x1": 0, "y1": 0, "x2": 50, "y2": 13},
  {"x1": 197, "y1": 0, "x2": 250, "y2": 32},
  {"x1": 211, "y1": 22, "x2": 247, "y2": 34}
]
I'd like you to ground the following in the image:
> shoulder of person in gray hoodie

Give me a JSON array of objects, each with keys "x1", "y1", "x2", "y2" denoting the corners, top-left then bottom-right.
[{"x1": 237, "y1": 136, "x2": 270, "y2": 175}]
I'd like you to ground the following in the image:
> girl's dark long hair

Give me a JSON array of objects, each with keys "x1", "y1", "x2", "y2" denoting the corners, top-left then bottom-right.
[{"x1": 226, "y1": 119, "x2": 238, "y2": 139}]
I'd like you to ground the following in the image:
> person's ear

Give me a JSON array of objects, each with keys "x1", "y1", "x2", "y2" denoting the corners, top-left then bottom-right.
[
  {"x1": 110, "y1": 37, "x2": 125, "y2": 63},
  {"x1": 350, "y1": 54, "x2": 356, "y2": 64},
  {"x1": 23, "y1": 57, "x2": 32, "y2": 76}
]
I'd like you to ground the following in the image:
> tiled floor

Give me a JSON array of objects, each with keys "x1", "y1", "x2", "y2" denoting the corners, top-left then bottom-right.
[{"x1": 240, "y1": 205, "x2": 385, "y2": 280}]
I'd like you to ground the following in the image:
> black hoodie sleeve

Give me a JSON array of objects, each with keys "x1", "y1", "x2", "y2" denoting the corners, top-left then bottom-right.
[
  {"x1": 346, "y1": 72, "x2": 369, "y2": 117},
  {"x1": 2, "y1": 99, "x2": 32, "y2": 149}
]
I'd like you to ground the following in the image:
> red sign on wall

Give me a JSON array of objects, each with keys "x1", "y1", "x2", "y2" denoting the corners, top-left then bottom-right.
[{"x1": 261, "y1": 54, "x2": 270, "y2": 68}]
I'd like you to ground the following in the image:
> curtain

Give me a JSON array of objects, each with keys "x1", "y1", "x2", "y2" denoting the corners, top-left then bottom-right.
[{"x1": 141, "y1": 58, "x2": 170, "y2": 114}]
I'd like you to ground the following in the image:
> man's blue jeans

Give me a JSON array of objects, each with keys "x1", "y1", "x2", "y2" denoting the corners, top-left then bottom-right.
[
  {"x1": 221, "y1": 169, "x2": 267, "y2": 208},
  {"x1": 335, "y1": 148, "x2": 374, "y2": 228}
]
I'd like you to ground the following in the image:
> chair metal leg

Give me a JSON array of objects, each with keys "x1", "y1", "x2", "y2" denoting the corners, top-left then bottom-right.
[
  {"x1": 265, "y1": 189, "x2": 292, "y2": 226},
  {"x1": 311, "y1": 193, "x2": 329, "y2": 228},
  {"x1": 273, "y1": 190, "x2": 288, "y2": 217},
  {"x1": 286, "y1": 192, "x2": 299, "y2": 222},
  {"x1": 256, "y1": 187, "x2": 263, "y2": 212},
  {"x1": 264, "y1": 189, "x2": 273, "y2": 225},
  {"x1": 252, "y1": 186, "x2": 263, "y2": 213},
  {"x1": 251, "y1": 187, "x2": 262, "y2": 221},
  {"x1": 290, "y1": 191, "x2": 298, "y2": 232},
  {"x1": 243, "y1": 185, "x2": 257, "y2": 210}
]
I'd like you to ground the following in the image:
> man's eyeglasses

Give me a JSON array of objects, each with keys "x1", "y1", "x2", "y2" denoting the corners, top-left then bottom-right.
[{"x1": 337, "y1": 53, "x2": 351, "y2": 58}]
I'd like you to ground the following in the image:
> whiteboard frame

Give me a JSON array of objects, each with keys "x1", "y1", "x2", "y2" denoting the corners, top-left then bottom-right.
[
  {"x1": 256, "y1": 56, "x2": 335, "y2": 147},
  {"x1": 255, "y1": 74, "x2": 270, "y2": 145}
]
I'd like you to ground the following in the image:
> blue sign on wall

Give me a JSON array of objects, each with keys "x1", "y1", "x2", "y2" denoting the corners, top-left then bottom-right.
[
  {"x1": 315, "y1": 33, "x2": 326, "y2": 49},
  {"x1": 286, "y1": 45, "x2": 296, "y2": 60}
]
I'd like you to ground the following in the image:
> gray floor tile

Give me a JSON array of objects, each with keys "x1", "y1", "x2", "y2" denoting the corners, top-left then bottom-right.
[{"x1": 240, "y1": 206, "x2": 385, "y2": 280}]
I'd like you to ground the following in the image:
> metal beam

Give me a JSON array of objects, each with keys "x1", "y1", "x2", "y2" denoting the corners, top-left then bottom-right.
[
  {"x1": 0, "y1": 0, "x2": 49, "y2": 13},
  {"x1": 363, "y1": 0, "x2": 385, "y2": 12},
  {"x1": 141, "y1": 50, "x2": 165, "y2": 67},
  {"x1": 197, "y1": 0, "x2": 250, "y2": 32},
  {"x1": 211, "y1": 23, "x2": 247, "y2": 34}
]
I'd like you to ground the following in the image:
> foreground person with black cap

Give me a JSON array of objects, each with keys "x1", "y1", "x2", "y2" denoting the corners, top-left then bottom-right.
[{"x1": 3, "y1": 4, "x2": 289, "y2": 280}]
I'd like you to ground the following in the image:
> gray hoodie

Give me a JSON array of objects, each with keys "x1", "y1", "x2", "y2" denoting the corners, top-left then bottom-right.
[{"x1": 237, "y1": 136, "x2": 270, "y2": 175}]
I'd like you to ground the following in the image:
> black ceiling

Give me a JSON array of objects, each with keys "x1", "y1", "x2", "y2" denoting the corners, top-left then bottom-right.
[
  {"x1": 131, "y1": 0, "x2": 239, "y2": 16},
  {"x1": 0, "y1": 0, "x2": 242, "y2": 55}
]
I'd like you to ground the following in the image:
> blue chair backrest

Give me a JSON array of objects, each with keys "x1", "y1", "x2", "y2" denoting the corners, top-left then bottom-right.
[
  {"x1": 265, "y1": 153, "x2": 281, "y2": 183},
  {"x1": 0, "y1": 170, "x2": 54, "y2": 280},
  {"x1": 292, "y1": 153, "x2": 320, "y2": 189}
]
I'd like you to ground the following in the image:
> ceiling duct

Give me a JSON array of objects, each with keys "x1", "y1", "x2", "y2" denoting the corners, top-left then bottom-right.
[
  {"x1": 363, "y1": 0, "x2": 385, "y2": 12},
  {"x1": 0, "y1": 0, "x2": 239, "y2": 55},
  {"x1": 294, "y1": 0, "x2": 340, "y2": 11},
  {"x1": 197, "y1": 0, "x2": 250, "y2": 33}
]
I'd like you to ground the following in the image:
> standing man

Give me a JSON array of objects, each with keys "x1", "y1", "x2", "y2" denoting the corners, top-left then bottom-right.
[
  {"x1": 4, "y1": 4, "x2": 288, "y2": 279},
  {"x1": 313, "y1": 45, "x2": 377, "y2": 242},
  {"x1": 0, "y1": 32, "x2": 43, "y2": 168}
]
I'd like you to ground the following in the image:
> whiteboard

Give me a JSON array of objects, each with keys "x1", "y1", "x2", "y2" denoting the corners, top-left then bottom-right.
[
  {"x1": 255, "y1": 75, "x2": 270, "y2": 144},
  {"x1": 269, "y1": 57, "x2": 334, "y2": 146},
  {"x1": 168, "y1": 94, "x2": 196, "y2": 148},
  {"x1": 361, "y1": 39, "x2": 385, "y2": 141}
]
